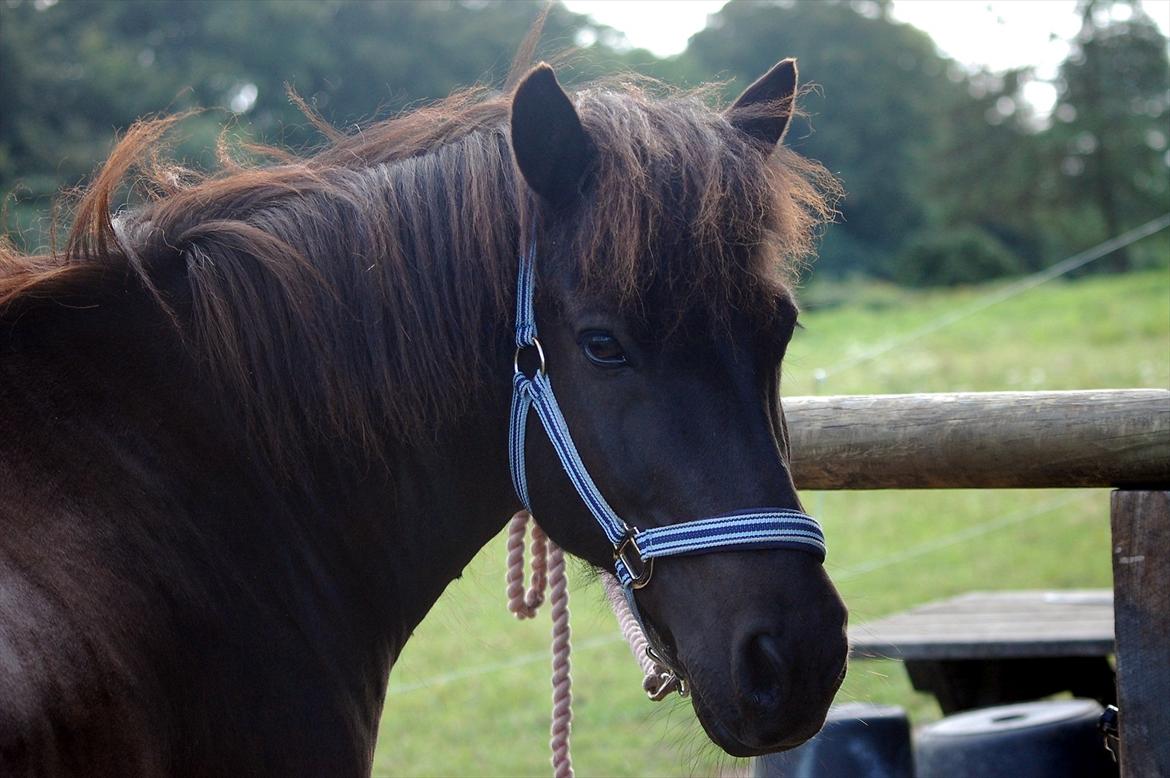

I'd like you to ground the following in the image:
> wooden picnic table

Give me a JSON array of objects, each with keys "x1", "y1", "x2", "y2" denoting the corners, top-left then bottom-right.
[{"x1": 848, "y1": 589, "x2": 1116, "y2": 714}]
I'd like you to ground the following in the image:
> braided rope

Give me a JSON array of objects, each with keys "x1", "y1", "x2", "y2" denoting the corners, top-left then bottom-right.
[
  {"x1": 547, "y1": 543, "x2": 572, "y2": 778},
  {"x1": 506, "y1": 510, "x2": 573, "y2": 778},
  {"x1": 527, "y1": 523, "x2": 548, "y2": 613},
  {"x1": 600, "y1": 573, "x2": 667, "y2": 695},
  {"x1": 506, "y1": 511, "x2": 536, "y2": 619}
]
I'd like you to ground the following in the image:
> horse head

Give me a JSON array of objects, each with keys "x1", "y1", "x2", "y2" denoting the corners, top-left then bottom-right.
[{"x1": 507, "y1": 63, "x2": 849, "y2": 756}]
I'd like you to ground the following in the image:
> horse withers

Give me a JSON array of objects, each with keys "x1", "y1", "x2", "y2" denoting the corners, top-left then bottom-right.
[{"x1": 0, "y1": 55, "x2": 847, "y2": 775}]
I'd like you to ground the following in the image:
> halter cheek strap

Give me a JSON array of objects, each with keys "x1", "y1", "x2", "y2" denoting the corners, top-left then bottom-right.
[{"x1": 507, "y1": 229, "x2": 827, "y2": 671}]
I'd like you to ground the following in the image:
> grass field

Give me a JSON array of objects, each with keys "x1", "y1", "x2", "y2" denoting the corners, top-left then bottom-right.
[{"x1": 373, "y1": 267, "x2": 1169, "y2": 777}]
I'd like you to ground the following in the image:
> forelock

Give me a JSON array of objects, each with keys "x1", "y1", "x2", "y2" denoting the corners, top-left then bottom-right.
[{"x1": 558, "y1": 83, "x2": 839, "y2": 337}]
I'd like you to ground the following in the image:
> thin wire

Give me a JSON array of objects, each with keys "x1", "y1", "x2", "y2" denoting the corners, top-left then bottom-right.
[
  {"x1": 386, "y1": 635, "x2": 622, "y2": 696},
  {"x1": 831, "y1": 491, "x2": 1093, "y2": 582},
  {"x1": 815, "y1": 213, "x2": 1170, "y2": 382}
]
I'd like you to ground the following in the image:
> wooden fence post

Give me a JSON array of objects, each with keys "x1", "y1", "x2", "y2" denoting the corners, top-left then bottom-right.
[{"x1": 1110, "y1": 490, "x2": 1169, "y2": 777}]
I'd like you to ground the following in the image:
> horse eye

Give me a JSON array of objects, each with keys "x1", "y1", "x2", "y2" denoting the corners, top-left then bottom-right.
[{"x1": 580, "y1": 332, "x2": 628, "y2": 367}]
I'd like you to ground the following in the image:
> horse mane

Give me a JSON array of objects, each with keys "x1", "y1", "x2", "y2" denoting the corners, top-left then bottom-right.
[{"x1": 0, "y1": 71, "x2": 839, "y2": 472}]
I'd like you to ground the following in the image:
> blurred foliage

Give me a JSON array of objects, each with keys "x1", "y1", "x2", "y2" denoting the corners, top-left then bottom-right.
[
  {"x1": 685, "y1": 0, "x2": 955, "y2": 277},
  {"x1": 0, "y1": 0, "x2": 599, "y2": 195},
  {"x1": 1052, "y1": 0, "x2": 1170, "y2": 270},
  {"x1": 1, "y1": 0, "x2": 1167, "y2": 283},
  {"x1": 893, "y1": 226, "x2": 1022, "y2": 287}
]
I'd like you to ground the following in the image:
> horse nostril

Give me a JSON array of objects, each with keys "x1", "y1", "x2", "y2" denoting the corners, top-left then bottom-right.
[
  {"x1": 751, "y1": 632, "x2": 787, "y2": 676},
  {"x1": 741, "y1": 632, "x2": 787, "y2": 712}
]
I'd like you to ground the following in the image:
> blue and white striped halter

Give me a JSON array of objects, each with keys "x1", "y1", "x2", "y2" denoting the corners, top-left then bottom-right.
[{"x1": 508, "y1": 231, "x2": 826, "y2": 633}]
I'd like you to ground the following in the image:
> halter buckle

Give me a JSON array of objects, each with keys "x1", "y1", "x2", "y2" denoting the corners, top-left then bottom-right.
[
  {"x1": 615, "y1": 532, "x2": 653, "y2": 589},
  {"x1": 513, "y1": 337, "x2": 547, "y2": 378}
]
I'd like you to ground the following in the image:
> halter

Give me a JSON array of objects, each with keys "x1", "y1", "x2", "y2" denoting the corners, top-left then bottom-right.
[{"x1": 507, "y1": 229, "x2": 827, "y2": 690}]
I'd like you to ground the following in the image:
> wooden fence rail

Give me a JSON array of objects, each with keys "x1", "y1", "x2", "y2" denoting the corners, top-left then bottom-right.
[
  {"x1": 785, "y1": 389, "x2": 1170, "y2": 490},
  {"x1": 782, "y1": 388, "x2": 1169, "y2": 777}
]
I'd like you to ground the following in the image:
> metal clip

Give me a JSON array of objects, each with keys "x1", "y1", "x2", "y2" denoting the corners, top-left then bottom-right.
[
  {"x1": 644, "y1": 646, "x2": 689, "y2": 700},
  {"x1": 1099, "y1": 704, "x2": 1119, "y2": 763},
  {"x1": 645, "y1": 670, "x2": 685, "y2": 701}
]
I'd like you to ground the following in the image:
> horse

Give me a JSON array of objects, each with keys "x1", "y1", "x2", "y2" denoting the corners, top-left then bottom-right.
[{"x1": 0, "y1": 50, "x2": 848, "y2": 775}]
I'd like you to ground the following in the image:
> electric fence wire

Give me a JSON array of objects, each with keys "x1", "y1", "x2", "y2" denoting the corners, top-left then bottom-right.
[{"x1": 814, "y1": 212, "x2": 1170, "y2": 385}]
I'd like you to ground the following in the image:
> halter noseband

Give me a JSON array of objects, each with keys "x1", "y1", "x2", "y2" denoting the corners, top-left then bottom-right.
[{"x1": 507, "y1": 231, "x2": 827, "y2": 681}]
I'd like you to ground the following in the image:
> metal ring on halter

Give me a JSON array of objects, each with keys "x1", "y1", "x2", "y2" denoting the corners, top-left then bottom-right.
[
  {"x1": 513, "y1": 337, "x2": 547, "y2": 378},
  {"x1": 615, "y1": 533, "x2": 653, "y2": 589}
]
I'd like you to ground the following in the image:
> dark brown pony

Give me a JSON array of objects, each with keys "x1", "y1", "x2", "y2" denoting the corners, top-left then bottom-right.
[{"x1": 0, "y1": 50, "x2": 846, "y2": 775}]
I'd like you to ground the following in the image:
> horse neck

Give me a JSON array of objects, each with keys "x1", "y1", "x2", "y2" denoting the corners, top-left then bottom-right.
[
  {"x1": 1, "y1": 191, "x2": 522, "y2": 770},
  {"x1": 210, "y1": 139, "x2": 531, "y2": 645},
  {"x1": 222, "y1": 139, "x2": 529, "y2": 644},
  {"x1": 162, "y1": 135, "x2": 525, "y2": 637}
]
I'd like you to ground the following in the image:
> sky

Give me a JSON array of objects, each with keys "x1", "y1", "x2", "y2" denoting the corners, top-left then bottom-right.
[{"x1": 561, "y1": 0, "x2": 1170, "y2": 114}]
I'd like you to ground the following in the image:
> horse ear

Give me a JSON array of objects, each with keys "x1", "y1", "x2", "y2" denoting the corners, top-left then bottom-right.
[
  {"x1": 511, "y1": 63, "x2": 594, "y2": 207},
  {"x1": 727, "y1": 58, "x2": 798, "y2": 151}
]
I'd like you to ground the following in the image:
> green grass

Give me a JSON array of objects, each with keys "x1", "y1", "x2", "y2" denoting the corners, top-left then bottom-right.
[
  {"x1": 373, "y1": 268, "x2": 1169, "y2": 777},
  {"x1": 788, "y1": 269, "x2": 1170, "y2": 395}
]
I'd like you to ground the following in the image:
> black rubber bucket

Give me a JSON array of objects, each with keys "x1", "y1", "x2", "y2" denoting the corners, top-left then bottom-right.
[
  {"x1": 751, "y1": 702, "x2": 913, "y2": 778},
  {"x1": 915, "y1": 699, "x2": 1118, "y2": 778}
]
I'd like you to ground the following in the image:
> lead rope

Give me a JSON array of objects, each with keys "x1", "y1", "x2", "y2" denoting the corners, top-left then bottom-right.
[
  {"x1": 506, "y1": 510, "x2": 676, "y2": 778},
  {"x1": 507, "y1": 510, "x2": 572, "y2": 778}
]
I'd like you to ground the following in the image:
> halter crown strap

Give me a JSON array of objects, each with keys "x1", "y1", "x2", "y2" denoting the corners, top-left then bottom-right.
[
  {"x1": 515, "y1": 239, "x2": 539, "y2": 348},
  {"x1": 508, "y1": 231, "x2": 826, "y2": 590}
]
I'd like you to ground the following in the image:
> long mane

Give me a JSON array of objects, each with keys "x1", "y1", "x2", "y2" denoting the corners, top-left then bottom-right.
[{"x1": 0, "y1": 74, "x2": 838, "y2": 470}]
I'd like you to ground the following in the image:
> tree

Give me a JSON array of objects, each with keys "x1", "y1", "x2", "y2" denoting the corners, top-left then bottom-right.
[
  {"x1": 1052, "y1": 0, "x2": 1170, "y2": 270},
  {"x1": 0, "y1": 0, "x2": 604, "y2": 248},
  {"x1": 684, "y1": 0, "x2": 964, "y2": 278},
  {"x1": 5, "y1": 0, "x2": 1164, "y2": 280},
  {"x1": 912, "y1": 67, "x2": 1060, "y2": 274}
]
